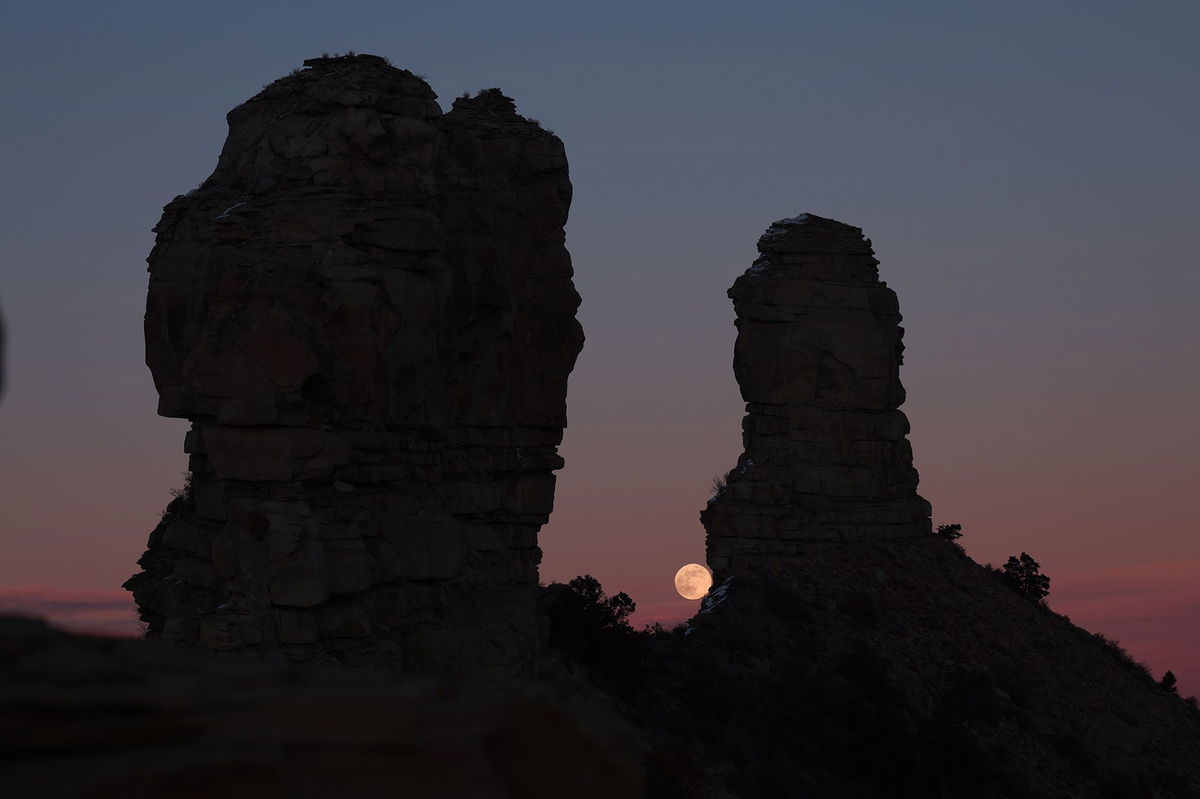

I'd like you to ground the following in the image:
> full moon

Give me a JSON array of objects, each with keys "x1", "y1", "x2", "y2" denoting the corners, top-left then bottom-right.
[{"x1": 674, "y1": 563, "x2": 713, "y2": 600}]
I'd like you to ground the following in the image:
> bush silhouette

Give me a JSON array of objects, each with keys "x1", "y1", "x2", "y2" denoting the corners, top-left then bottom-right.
[
  {"x1": 167, "y1": 470, "x2": 193, "y2": 502},
  {"x1": 1160, "y1": 670, "x2": 1179, "y2": 693},
  {"x1": 542, "y1": 575, "x2": 646, "y2": 694},
  {"x1": 1091, "y1": 632, "x2": 1154, "y2": 683},
  {"x1": 1002, "y1": 552, "x2": 1050, "y2": 602},
  {"x1": 935, "y1": 523, "x2": 963, "y2": 542}
]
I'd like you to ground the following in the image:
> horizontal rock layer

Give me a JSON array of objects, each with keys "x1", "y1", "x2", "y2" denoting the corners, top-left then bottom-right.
[
  {"x1": 703, "y1": 214, "x2": 930, "y2": 574},
  {"x1": 127, "y1": 55, "x2": 583, "y2": 673}
]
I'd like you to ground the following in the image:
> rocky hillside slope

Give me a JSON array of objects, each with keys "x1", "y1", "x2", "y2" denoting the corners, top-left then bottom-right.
[{"x1": 621, "y1": 537, "x2": 1200, "y2": 798}]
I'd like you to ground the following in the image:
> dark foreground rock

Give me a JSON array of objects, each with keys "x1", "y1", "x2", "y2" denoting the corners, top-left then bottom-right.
[
  {"x1": 127, "y1": 55, "x2": 583, "y2": 674},
  {"x1": 0, "y1": 617, "x2": 640, "y2": 799}
]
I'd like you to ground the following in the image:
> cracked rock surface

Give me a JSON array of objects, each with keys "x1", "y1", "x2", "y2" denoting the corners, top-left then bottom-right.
[{"x1": 127, "y1": 55, "x2": 583, "y2": 674}]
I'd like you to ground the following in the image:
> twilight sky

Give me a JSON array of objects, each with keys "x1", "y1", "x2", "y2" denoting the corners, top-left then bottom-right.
[{"x1": 0, "y1": 1, "x2": 1197, "y2": 691}]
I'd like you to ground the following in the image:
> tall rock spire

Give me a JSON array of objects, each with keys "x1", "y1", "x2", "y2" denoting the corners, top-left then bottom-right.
[
  {"x1": 126, "y1": 55, "x2": 584, "y2": 673},
  {"x1": 702, "y1": 213, "x2": 930, "y2": 575}
]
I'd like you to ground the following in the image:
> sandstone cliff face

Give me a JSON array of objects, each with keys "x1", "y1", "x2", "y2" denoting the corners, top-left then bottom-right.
[
  {"x1": 703, "y1": 214, "x2": 930, "y2": 574},
  {"x1": 126, "y1": 55, "x2": 583, "y2": 673}
]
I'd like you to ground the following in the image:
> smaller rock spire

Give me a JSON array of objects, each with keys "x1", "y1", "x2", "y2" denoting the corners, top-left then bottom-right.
[{"x1": 703, "y1": 213, "x2": 931, "y2": 574}]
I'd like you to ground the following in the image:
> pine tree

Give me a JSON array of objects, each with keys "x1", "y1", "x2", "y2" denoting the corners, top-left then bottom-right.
[{"x1": 1002, "y1": 552, "x2": 1051, "y2": 602}]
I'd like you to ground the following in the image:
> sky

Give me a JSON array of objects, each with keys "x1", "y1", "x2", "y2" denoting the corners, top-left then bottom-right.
[{"x1": 0, "y1": 1, "x2": 1197, "y2": 692}]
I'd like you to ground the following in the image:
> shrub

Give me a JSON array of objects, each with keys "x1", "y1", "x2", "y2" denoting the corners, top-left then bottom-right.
[
  {"x1": 167, "y1": 470, "x2": 193, "y2": 501},
  {"x1": 1092, "y1": 632, "x2": 1155, "y2": 683},
  {"x1": 710, "y1": 470, "x2": 731, "y2": 497},
  {"x1": 1160, "y1": 670, "x2": 1179, "y2": 693},
  {"x1": 542, "y1": 575, "x2": 646, "y2": 694},
  {"x1": 1002, "y1": 552, "x2": 1050, "y2": 602},
  {"x1": 643, "y1": 621, "x2": 687, "y2": 638},
  {"x1": 935, "y1": 523, "x2": 963, "y2": 542},
  {"x1": 160, "y1": 471, "x2": 195, "y2": 520}
]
